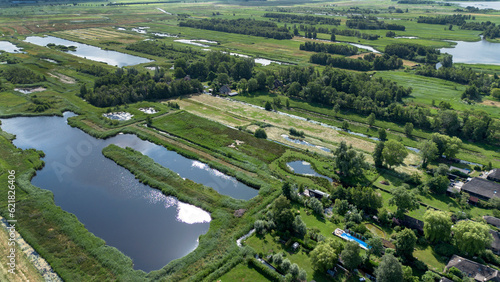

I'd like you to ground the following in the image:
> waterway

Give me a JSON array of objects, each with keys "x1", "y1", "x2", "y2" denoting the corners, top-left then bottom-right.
[
  {"x1": 287, "y1": 161, "x2": 333, "y2": 182},
  {"x1": 440, "y1": 37, "x2": 500, "y2": 65},
  {"x1": 450, "y1": 1, "x2": 500, "y2": 10},
  {"x1": 0, "y1": 41, "x2": 23, "y2": 53},
  {"x1": 24, "y1": 36, "x2": 152, "y2": 67}
]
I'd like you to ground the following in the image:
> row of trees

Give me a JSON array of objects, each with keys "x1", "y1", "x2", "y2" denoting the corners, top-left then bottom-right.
[
  {"x1": 310, "y1": 53, "x2": 403, "y2": 71},
  {"x1": 299, "y1": 41, "x2": 358, "y2": 56},
  {"x1": 417, "y1": 14, "x2": 472, "y2": 25},
  {"x1": 263, "y1": 12, "x2": 341, "y2": 25},
  {"x1": 331, "y1": 28, "x2": 380, "y2": 40},
  {"x1": 179, "y1": 18, "x2": 293, "y2": 40},
  {"x1": 384, "y1": 42, "x2": 440, "y2": 61},
  {"x1": 1, "y1": 65, "x2": 46, "y2": 84},
  {"x1": 346, "y1": 19, "x2": 406, "y2": 31},
  {"x1": 125, "y1": 40, "x2": 202, "y2": 60}
]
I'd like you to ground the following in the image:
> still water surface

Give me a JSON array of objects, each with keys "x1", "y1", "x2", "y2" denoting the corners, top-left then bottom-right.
[
  {"x1": 441, "y1": 38, "x2": 500, "y2": 65},
  {"x1": 0, "y1": 112, "x2": 256, "y2": 271}
]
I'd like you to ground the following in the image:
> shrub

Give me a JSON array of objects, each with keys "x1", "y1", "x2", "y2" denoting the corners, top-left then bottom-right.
[{"x1": 254, "y1": 128, "x2": 267, "y2": 139}]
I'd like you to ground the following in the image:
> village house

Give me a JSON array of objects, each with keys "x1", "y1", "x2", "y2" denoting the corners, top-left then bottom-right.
[
  {"x1": 484, "y1": 216, "x2": 500, "y2": 229},
  {"x1": 461, "y1": 177, "x2": 500, "y2": 201},
  {"x1": 488, "y1": 169, "x2": 500, "y2": 183},
  {"x1": 445, "y1": 255, "x2": 500, "y2": 281}
]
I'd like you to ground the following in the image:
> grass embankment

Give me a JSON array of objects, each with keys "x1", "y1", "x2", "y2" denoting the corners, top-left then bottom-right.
[
  {"x1": 0, "y1": 132, "x2": 146, "y2": 281},
  {"x1": 100, "y1": 144, "x2": 282, "y2": 281}
]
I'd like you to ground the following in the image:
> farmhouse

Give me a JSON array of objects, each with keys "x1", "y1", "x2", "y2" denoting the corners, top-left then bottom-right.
[
  {"x1": 445, "y1": 255, "x2": 500, "y2": 282},
  {"x1": 461, "y1": 177, "x2": 500, "y2": 201},
  {"x1": 489, "y1": 230, "x2": 500, "y2": 255},
  {"x1": 484, "y1": 216, "x2": 500, "y2": 228},
  {"x1": 488, "y1": 169, "x2": 500, "y2": 183}
]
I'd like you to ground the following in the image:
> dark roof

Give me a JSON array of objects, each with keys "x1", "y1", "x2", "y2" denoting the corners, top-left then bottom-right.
[
  {"x1": 393, "y1": 215, "x2": 424, "y2": 233},
  {"x1": 445, "y1": 255, "x2": 500, "y2": 282},
  {"x1": 490, "y1": 230, "x2": 500, "y2": 252},
  {"x1": 484, "y1": 216, "x2": 500, "y2": 228},
  {"x1": 462, "y1": 178, "x2": 500, "y2": 200},
  {"x1": 488, "y1": 169, "x2": 500, "y2": 182},
  {"x1": 219, "y1": 85, "x2": 231, "y2": 94}
]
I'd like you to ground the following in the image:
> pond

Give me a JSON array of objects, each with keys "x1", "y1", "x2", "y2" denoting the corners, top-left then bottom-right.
[
  {"x1": 24, "y1": 36, "x2": 152, "y2": 67},
  {"x1": 286, "y1": 161, "x2": 333, "y2": 182},
  {"x1": 440, "y1": 37, "x2": 500, "y2": 65},
  {"x1": 450, "y1": 1, "x2": 500, "y2": 10},
  {"x1": 0, "y1": 112, "x2": 256, "y2": 272},
  {"x1": 0, "y1": 41, "x2": 23, "y2": 53}
]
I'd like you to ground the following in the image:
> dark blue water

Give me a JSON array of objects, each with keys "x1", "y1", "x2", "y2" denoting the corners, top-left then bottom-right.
[{"x1": 0, "y1": 112, "x2": 256, "y2": 272}]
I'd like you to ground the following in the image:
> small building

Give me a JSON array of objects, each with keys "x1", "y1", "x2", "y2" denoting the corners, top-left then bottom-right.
[
  {"x1": 219, "y1": 85, "x2": 231, "y2": 95},
  {"x1": 488, "y1": 169, "x2": 500, "y2": 183},
  {"x1": 461, "y1": 177, "x2": 500, "y2": 201},
  {"x1": 440, "y1": 278, "x2": 454, "y2": 282},
  {"x1": 292, "y1": 242, "x2": 300, "y2": 251},
  {"x1": 484, "y1": 216, "x2": 500, "y2": 228},
  {"x1": 444, "y1": 255, "x2": 500, "y2": 282},
  {"x1": 309, "y1": 189, "x2": 330, "y2": 199},
  {"x1": 228, "y1": 91, "x2": 238, "y2": 96},
  {"x1": 489, "y1": 230, "x2": 500, "y2": 255},
  {"x1": 393, "y1": 215, "x2": 424, "y2": 234}
]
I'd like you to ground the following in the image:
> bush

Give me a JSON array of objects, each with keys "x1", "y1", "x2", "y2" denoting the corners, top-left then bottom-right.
[
  {"x1": 434, "y1": 242, "x2": 456, "y2": 257},
  {"x1": 254, "y1": 128, "x2": 267, "y2": 139}
]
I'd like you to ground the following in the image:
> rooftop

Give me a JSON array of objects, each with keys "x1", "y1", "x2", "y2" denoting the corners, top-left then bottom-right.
[
  {"x1": 462, "y1": 178, "x2": 500, "y2": 200},
  {"x1": 488, "y1": 169, "x2": 500, "y2": 182},
  {"x1": 490, "y1": 230, "x2": 500, "y2": 252},
  {"x1": 484, "y1": 216, "x2": 500, "y2": 228},
  {"x1": 445, "y1": 255, "x2": 500, "y2": 282}
]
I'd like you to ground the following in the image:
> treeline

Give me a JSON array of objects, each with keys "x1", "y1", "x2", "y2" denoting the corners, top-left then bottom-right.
[
  {"x1": 417, "y1": 14, "x2": 472, "y2": 25},
  {"x1": 299, "y1": 41, "x2": 358, "y2": 56},
  {"x1": 277, "y1": 66, "x2": 497, "y2": 142},
  {"x1": 279, "y1": 66, "x2": 412, "y2": 110},
  {"x1": 460, "y1": 21, "x2": 500, "y2": 39},
  {"x1": 263, "y1": 12, "x2": 341, "y2": 25},
  {"x1": 415, "y1": 65, "x2": 477, "y2": 84},
  {"x1": 0, "y1": 65, "x2": 45, "y2": 84},
  {"x1": 397, "y1": 0, "x2": 435, "y2": 4},
  {"x1": 76, "y1": 64, "x2": 109, "y2": 77},
  {"x1": 331, "y1": 28, "x2": 380, "y2": 40},
  {"x1": 346, "y1": 19, "x2": 406, "y2": 31},
  {"x1": 385, "y1": 42, "x2": 439, "y2": 62},
  {"x1": 310, "y1": 53, "x2": 403, "y2": 71},
  {"x1": 179, "y1": 18, "x2": 293, "y2": 40},
  {"x1": 125, "y1": 40, "x2": 202, "y2": 60},
  {"x1": 80, "y1": 68, "x2": 202, "y2": 107}
]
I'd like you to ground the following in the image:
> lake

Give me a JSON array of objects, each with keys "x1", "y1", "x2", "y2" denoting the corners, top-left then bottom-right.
[
  {"x1": 0, "y1": 112, "x2": 256, "y2": 272},
  {"x1": 450, "y1": 1, "x2": 500, "y2": 10},
  {"x1": 0, "y1": 41, "x2": 23, "y2": 53},
  {"x1": 287, "y1": 161, "x2": 333, "y2": 182},
  {"x1": 24, "y1": 36, "x2": 152, "y2": 67},
  {"x1": 440, "y1": 37, "x2": 500, "y2": 65}
]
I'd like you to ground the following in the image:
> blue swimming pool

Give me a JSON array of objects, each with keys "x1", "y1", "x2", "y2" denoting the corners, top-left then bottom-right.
[{"x1": 340, "y1": 232, "x2": 371, "y2": 250}]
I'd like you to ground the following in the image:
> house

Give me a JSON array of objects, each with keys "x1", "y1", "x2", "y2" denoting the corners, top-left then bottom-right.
[
  {"x1": 292, "y1": 242, "x2": 300, "y2": 251},
  {"x1": 273, "y1": 79, "x2": 283, "y2": 89},
  {"x1": 219, "y1": 85, "x2": 231, "y2": 95},
  {"x1": 444, "y1": 255, "x2": 500, "y2": 282},
  {"x1": 308, "y1": 189, "x2": 330, "y2": 199},
  {"x1": 461, "y1": 177, "x2": 500, "y2": 201},
  {"x1": 484, "y1": 216, "x2": 500, "y2": 228},
  {"x1": 393, "y1": 215, "x2": 424, "y2": 234},
  {"x1": 488, "y1": 169, "x2": 500, "y2": 183},
  {"x1": 489, "y1": 230, "x2": 500, "y2": 255}
]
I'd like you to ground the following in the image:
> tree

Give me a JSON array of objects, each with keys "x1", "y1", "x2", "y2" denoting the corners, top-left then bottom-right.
[
  {"x1": 341, "y1": 120, "x2": 349, "y2": 131},
  {"x1": 382, "y1": 140, "x2": 408, "y2": 168},
  {"x1": 367, "y1": 113, "x2": 376, "y2": 127},
  {"x1": 247, "y1": 78, "x2": 259, "y2": 92},
  {"x1": 146, "y1": 116, "x2": 153, "y2": 126},
  {"x1": 271, "y1": 195, "x2": 294, "y2": 231},
  {"x1": 310, "y1": 239, "x2": 343, "y2": 271},
  {"x1": 373, "y1": 141, "x2": 385, "y2": 168},
  {"x1": 289, "y1": 263, "x2": 299, "y2": 277},
  {"x1": 341, "y1": 241, "x2": 362, "y2": 271},
  {"x1": 375, "y1": 254, "x2": 403, "y2": 282},
  {"x1": 453, "y1": 220, "x2": 493, "y2": 256},
  {"x1": 443, "y1": 136, "x2": 462, "y2": 159},
  {"x1": 394, "y1": 228, "x2": 417, "y2": 259},
  {"x1": 308, "y1": 197, "x2": 324, "y2": 215},
  {"x1": 389, "y1": 186, "x2": 419, "y2": 216},
  {"x1": 330, "y1": 33, "x2": 336, "y2": 41},
  {"x1": 423, "y1": 210, "x2": 452, "y2": 243},
  {"x1": 298, "y1": 269, "x2": 307, "y2": 281},
  {"x1": 286, "y1": 99, "x2": 290, "y2": 109},
  {"x1": 254, "y1": 128, "x2": 267, "y2": 139},
  {"x1": 404, "y1": 122, "x2": 414, "y2": 137},
  {"x1": 367, "y1": 237, "x2": 384, "y2": 257},
  {"x1": 282, "y1": 182, "x2": 293, "y2": 200},
  {"x1": 264, "y1": 101, "x2": 272, "y2": 111},
  {"x1": 441, "y1": 53, "x2": 453, "y2": 68},
  {"x1": 238, "y1": 78, "x2": 247, "y2": 93},
  {"x1": 378, "y1": 128, "x2": 387, "y2": 141},
  {"x1": 293, "y1": 215, "x2": 307, "y2": 238},
  {"x1": 425, "y1": 175, "x2": 449, "y2": 194},
  {"x1": 310, "y1": 242, "x2": 338, "y2": 271},
  {"x1": 333, "y1": 141, "x2": 368, "y2": 178},
  {"x1": 419, "y1": 140, "x2": 438, "y2": 168}
]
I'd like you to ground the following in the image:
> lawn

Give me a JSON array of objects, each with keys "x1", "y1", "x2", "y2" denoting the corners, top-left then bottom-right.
[{"x1": 218, "y1": 262, "x2": 271, "y2": 282}]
